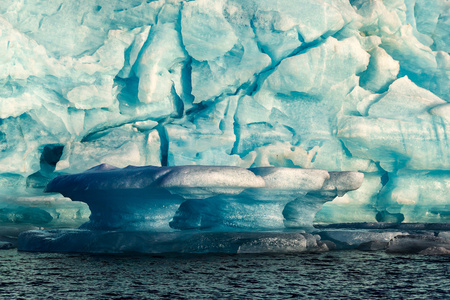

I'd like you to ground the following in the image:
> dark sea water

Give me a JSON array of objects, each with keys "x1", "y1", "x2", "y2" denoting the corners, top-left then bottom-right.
[{"x1": 1, "y1": 249, "x2": 449, "y2": 299}]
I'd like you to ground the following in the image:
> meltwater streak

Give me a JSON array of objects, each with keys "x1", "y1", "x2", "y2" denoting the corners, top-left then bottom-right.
[{"x1": 1, "y1": 249, "x2": 449, "y2": 299}]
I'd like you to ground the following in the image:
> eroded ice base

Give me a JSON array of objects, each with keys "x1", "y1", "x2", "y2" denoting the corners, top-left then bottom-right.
[
  {"x1": 18, "y1": 230, "x2": 328, "y2": 254},
  {"x1": 17, "y1": 225, "x2": 450, "y2": 255},
  {"x1": 44, "y1": 164, "x2": 364, "y2": 231}
]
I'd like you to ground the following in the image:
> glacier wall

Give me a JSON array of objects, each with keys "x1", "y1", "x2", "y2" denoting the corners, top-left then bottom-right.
[{"x1": 0, "y1": 0, "x2": 449, "y2": 227}]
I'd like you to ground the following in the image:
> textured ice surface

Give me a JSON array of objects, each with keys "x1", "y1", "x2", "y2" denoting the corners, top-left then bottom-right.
[
  {"x1": 19, "y1": 164, "x2": 365, "y2": 253},
  {"x1": 0, "y1": 0, "x2": 449, "y2": 226},
  {"x1": 44, "y1": 164, "x2": 363, "y2": 231},
  {"x1": 18, "y1": 227, "x2": 450, "y2": 255},
  {"x1": 18, "y1": 230, "x2": 330, "y2": 254},
  {"x1": 0, "y1": 241, "x2": 13, "y2": 250},
  {"x1": 0, "y1": 172, "x2": 89, "y2": 231},
  {"x1": 319, "y1": 230, "x2": 408, "y2": 250},
  {"x1": 387, "y1": 234, "x2": 450, "y2": 254}
]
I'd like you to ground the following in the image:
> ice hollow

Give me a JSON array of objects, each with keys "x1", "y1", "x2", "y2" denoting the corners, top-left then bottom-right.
[{"x1": 45, "y1": 164, "x2": 364, "y2": 231}]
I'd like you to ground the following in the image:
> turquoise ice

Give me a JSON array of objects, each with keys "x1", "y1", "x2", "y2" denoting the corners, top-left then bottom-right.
[
  {"x1": 0, "y1": 0, "x2": 449, "y2": 229},
  {"x1": 43, "y1": 164, "x2": 363, "y2": 231}
]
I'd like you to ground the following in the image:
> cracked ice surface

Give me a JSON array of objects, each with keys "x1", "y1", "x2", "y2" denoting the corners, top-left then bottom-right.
[{"x1": 0, "y1": 0, "x2": 450, "y2": 229}]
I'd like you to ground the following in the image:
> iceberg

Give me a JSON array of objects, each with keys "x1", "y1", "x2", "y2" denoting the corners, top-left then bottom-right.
[
  {"x1": 17, "y1": 164, "x2": 363, "y2": 253},
  {"x1": 0, "y1": 0, "x2": 449, "y2": 252},
  {"x1": 43, "y1": 164, "x2": 363, "y2": 231}
]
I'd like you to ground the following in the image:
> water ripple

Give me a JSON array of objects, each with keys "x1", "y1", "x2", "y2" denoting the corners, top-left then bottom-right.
[{"x1": 0, "y1": 250, "x2": 449, "y2": 299}]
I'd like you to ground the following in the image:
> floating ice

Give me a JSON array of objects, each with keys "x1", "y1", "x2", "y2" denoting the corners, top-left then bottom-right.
[
  {"x1": 386, "y1": 234, "x2": 450, "y2": 254},
  {"x1": 0, "y1": 0, "x2": 450, "y2": 231},
  {"x1": 319, "y1": 230, "x2": 408, "y2": 250},
  {"x1": 17, "y1": 165, "x2": 365, "y2": 253},
  {"x1": 18, "y1": 230, "x2": 331, "y2": 254},
  {"x1": 43, "y1": 164, "x2": 363, "y2": 231},
  {"x1": 0, "y1": 241, "x2": 13, "y2": 250}
]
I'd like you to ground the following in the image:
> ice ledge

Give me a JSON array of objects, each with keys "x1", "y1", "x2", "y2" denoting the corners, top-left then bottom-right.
[
  {"x1": 45, "y1": 164, "x2": 363, "y2": 231},
  {"x1": 46, "y1": 164, "x2": 363, "y2": 196}
]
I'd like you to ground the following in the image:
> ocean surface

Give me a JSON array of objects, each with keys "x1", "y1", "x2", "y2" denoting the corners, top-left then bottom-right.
[{"x1": 1, "y1": 249, "x2": 449, "y2": 299}]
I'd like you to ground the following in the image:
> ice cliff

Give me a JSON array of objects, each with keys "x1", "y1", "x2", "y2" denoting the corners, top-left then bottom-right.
[{"x1": 0, "y1": 0, "x2": 450, "y2": 228}]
